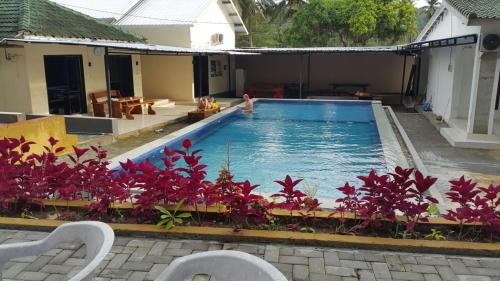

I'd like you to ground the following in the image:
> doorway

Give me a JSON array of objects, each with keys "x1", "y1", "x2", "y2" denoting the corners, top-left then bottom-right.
[
  {"x1": 193, "y1": 56, "x2": 209, "y2": 98},
  {"x1": 44, "y1": 55, "x2": 87, "y2": 115},
  {"x1": 109, "y1": 55, "x2": 134, "y2": 97}
]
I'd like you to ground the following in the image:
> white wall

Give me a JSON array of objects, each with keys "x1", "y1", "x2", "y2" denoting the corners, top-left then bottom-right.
[
  {"x1": 424, "y1": 9, "x2": 480, "y2": 41},
  {"x1": 190, "y1": 0, "x2": 236, "y2": 49},
  {"x1": 208, "y1": 55, "x2": 230, "y2": 95},
  {"x1": 122, "y1": 25, "x2": 192, "y2": 47}
]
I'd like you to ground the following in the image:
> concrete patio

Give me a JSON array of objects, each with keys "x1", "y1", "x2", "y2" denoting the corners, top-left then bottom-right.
[{"x1": 0, "y1": 229, "x2": 499, "y2": 281}]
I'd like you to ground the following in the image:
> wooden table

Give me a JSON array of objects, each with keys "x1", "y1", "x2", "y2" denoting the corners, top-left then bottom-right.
[{"x1": 111, "y1": 97, "x2": 156, "y2": 120}]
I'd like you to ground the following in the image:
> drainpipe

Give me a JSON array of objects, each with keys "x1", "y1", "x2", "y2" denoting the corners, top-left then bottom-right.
[
  {"x1": 307, "y1": 53, "x2": 311, "y2": 97},
  {"x1": 104, "y1": 47, "x2": 113, "y2": 118},
  {"x1": 400, "y1": 55, "x2": 407, "y2": 105}
]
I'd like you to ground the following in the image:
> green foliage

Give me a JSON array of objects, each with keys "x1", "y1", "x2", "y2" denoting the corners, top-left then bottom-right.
[
  {"x1": 155, "y1": 200, "x2": 192, "y2": 230},
  {"x1": 283, "y1": 0, "x2": 417, "y2": 47},
  {"x1": 425, "y1": 229, "x2": 446, "y2": 241}
]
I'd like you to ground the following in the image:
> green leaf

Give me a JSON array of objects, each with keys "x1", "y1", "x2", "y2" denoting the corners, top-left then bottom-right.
[
  {"x1": 154, "y1": 205, "x2": 168, "y2": 214},
  {"x1": 165, "y1": 220, "x2": 174, "y2": 230},
  {"x1": 176, "y1": 212, "x2": 192, "y2": 218},
  {"x1": 175, "y1": 199, "x2": 186, "y2": 211},
  {"x1": 174, "y1": 218, "x2": 183, "y2": 224},
  {"x1": 156, "y1": 219, "x2": 169, "y2": 226}
]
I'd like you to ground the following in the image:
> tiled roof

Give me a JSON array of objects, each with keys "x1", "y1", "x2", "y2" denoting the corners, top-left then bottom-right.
[
  {"x1": 446, "y1": 0, "x2": 500, "y2": 19},
  {"x1": 0, "y1": 0, "x2": 144, "y2": 41}
]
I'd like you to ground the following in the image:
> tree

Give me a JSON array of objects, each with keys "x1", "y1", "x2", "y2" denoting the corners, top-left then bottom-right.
[
  {"x1": 424, "y1": 0, "x2": 440, "y2": 20},
  {"x1": 234, "y1": 0, "x2": 261, "y2": 47},
  {"x1": 284, "y1": 0, "x2": 418, "y2": 47}
]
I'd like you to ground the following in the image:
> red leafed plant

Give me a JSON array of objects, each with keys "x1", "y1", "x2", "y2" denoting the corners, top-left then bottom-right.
[
  {"x1": 271, "y1": 175, "x2": 306, "y2": 217},
  {"x1": 223, "y1": 180, "x2": 267, "y2": 227},
  {"x1": 443, "y1": 177, "x2": 500, "y2": 239}
]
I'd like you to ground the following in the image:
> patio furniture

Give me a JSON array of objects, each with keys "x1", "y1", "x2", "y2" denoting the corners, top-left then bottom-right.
[
  {"x1": 188, "y1": 108, "x2": 220, "y2": 121},
  {"x1": 90, "y1": 90, "x2": 122, "y2": 117},
  {"x1": 0, "y1": 221, "x2": 114, "y2": 281},
  {"x1": 112, "y1": 97, "x2": 156, "y2": 120},
  {"x1": 155, "y1": 250, "x2": 287, "y2": 281}
]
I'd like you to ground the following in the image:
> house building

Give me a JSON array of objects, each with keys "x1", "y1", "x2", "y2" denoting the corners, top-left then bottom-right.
[
  {"x1": 51, "y1": 0, "x2": 247, "y2": 101},
  {"x1": 0, "y1": 0, "x2": 145, "y2": 115},
  {"x1": 416, "y1": 0, "x2": 500, "y2": 148}
]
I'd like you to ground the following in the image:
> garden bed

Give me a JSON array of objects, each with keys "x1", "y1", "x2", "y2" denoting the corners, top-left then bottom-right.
[
  {"x1": 1, "y1": 136, "x2": 499, "y2": 253},
  {"x1": 0, "y1": 217, "x2": 498, "y2": 257}
]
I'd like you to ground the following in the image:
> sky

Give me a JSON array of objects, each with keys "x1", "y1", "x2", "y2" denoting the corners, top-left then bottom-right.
[{"x1": 414, "y1": 0, "x2": 441, "y2": 8}]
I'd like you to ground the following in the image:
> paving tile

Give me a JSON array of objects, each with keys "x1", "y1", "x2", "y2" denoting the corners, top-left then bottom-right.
[
  {"x1": 3, "y1": 263, "x2": 29, "y2": 279},
  {"x1": 479, "y1": 261, "x2": 500, "y2": 270},
  {"x1": 424, "y1": 274, "x2": 443, "y2": 281},
  {"x1": 145, "y1": 264, "x2": 168, "y2": 281},
  {"x1": 107, "y1": 254, "x2": 130, "y2": 269},
  {"x1": 121, "y1": 262, "x2": 154, "y2": 271},
  {"x1": 126, "y1": 240, "x2": 155, "y2": 248},
  {"x1": 310, "y1": 273, "x2": 342, "y2": 281},
  {"x1": 325, "y1": 251, "x2": 341, "y2": 266},
  {"x1": 405, "y1": 264, "x2": 438, "y2": 274},
  {"x1": 49, "y1": 250, "x2": 74, "y2": 265},
  {"x1": 163, "y1": 248, "x2": 192, "y2": 257},
  {"x1": 128, "y1": 271, "x2": 147, "y2": 281},
  {"x1": 449, "y1": 259, "x2": 471, "y2": 275},
  {"x1": 391, "y1": 271, "x2": 425, "y2": 281},
  {"x1": 358, "y1": 269, "x2": 377, "y2": 281},
  {"x1": 400, "y1": 255, "x2": 418, "y2": 265},
  {"x1": 340, "y1": 260, "x2": 370, "y2": 270},
  {"x1": 264, "y1": 245, "x2": 280, "y2": 263},
  {"x1": 40, "y1": 264, "x2": 73, "y2": 274},
  {"x1": 417, "y1": 257, "x2": 449, "y2": 266},
  {"x1": 293, "y1": 264, "x2": 309, "y2": 281},
  {"x1": 16, "y1": 271, "x2": 49, "y2": 281},
  {"x1": 457, "y1": 276, "x2": 492, "y2": 281},
  {"x1": 372, "y1": 262, "x2": 392, "y2": 279},
  {"x1": 295, "y1": 248, "x2": 323, "y2": 258},
  {"x1": 309, "y1": 257, "x2": 326, "y2": 274},
  {"x1": 24, "y1": 256, "x2": 53, "y2": 272},
  {"x1": 129, "y1": 248, "x2": 150, "y2": 262},
  {"x1": 325, "y1": 266, "x2": 357, "y2": 277},
  {"x1": 468, "y1": 268, "x2": 500, "y2": 277},
  {"x1": 436, "y1": 266, "x2": 459, "y2": 281},
  {"x1": 147, "y1": 242, "x2": 169, "y2": 256},
  {"x1": 386, "y1": 255, "x2": 406, "y2": 272},
  {"x1": 279, "y1": 256, "x2": 309, "y2": 265}
]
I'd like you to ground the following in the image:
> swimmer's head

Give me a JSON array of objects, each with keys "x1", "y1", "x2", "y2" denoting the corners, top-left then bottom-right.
[{"x1": 243, "y1": 94, "x2": 249, "y2": 101}]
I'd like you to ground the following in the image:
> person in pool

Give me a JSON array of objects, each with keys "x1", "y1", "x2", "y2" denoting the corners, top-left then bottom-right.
[{"x1": 243, "y1": 94, "x2": 253, "y2": 113}]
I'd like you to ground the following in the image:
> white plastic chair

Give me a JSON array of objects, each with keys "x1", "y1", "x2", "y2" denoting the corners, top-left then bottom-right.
[
  {"x1": 155, "y1": 250, "x2": 288, "y2": 281},
  {"x1": 0, "y1": 221, "x2": 114, "y2": 281}
]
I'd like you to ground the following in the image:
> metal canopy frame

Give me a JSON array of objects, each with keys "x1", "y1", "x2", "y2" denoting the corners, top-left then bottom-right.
[{"x1": 398, "y1": 34, "x2": 478, "y2": 54}]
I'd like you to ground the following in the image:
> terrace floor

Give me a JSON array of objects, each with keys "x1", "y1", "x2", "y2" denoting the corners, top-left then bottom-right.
[
  {"x1": 1, "y1": 229, "x2": 498, "y2": 281},
  {"x1": 394, "y1": 111, "x2": 500, "y2": 188}
]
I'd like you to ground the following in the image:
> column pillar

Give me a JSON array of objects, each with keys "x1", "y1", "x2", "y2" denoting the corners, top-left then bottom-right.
[{"x1": 467, "y1": 47, "x2": 498, "y2": 134}]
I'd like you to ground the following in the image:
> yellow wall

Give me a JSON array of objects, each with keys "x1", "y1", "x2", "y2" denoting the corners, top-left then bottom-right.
[
  {"x1": 208, "y1": 55, "x2": 230, "y2": 95},
  {"x1": 1, "y1": 44, "x2": 143, "y2": 115},
  {"x1": 0, "y1": 116, "x2": 77, "y2": 155},
  {"x1": 0, "y1": 47, "x2": 31, "y2": 113},
  {"x1": 141, "y1": 55, "x2": 195, "y2": 102},
  {"x1": 236, "y1": 53, "x2": 414, "y2": 94}
]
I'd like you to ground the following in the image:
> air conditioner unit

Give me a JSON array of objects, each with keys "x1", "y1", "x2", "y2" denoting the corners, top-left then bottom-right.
[
  {"x1": 480, "y1": 34, "x2": 500, "y2": 52},
  {"x1": 211, "y1": 33, "x2": 224, "y2": 45}
]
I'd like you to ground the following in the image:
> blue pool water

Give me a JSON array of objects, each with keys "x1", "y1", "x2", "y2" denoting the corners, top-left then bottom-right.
[{"x1": 138, "y1": 100, "x2": 386, "y2": 199}]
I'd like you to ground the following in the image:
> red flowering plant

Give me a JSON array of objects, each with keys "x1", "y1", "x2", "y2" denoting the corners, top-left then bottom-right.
[
  {"x1": 269, "y1": 175, "x2": 307, "y2": 230},
  {"x1": 119, "y1": 148, "x2": 183, "y2": 219},
  {"x1": 175, "y1": 139, "x2": 213, "y2": 223},
  {"x1": 223, "y1": 180, "x2": 268, "y2": 228},
  {"x1": 443, "y1": 177, "x2": 500, "y2": 239},
  {"x1": 335, "y1": 167, "x2": 440, "y2": 236}
]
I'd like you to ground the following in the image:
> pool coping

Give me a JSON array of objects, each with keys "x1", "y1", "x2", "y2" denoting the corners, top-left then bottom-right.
[{"x1": 108, "y1": 99, "x2": 412, "y2": 208}]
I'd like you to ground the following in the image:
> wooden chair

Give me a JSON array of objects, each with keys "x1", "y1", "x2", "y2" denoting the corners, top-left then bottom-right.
[{"x1": 89, "y1": 90, "x2": 121, "y2": 117}]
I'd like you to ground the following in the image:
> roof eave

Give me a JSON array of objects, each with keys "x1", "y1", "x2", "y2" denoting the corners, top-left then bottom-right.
[{"x1": 221, "y1": 0, "x2": 249, "y2": 35}]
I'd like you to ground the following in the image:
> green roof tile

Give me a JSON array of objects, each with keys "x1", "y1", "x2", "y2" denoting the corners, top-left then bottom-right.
[
  {"x1": 0, "y1": 0, "x2": 144, "y2": 42},
  {"x1": 446, "y1": 0, "x2": 500, "y2": 20}
]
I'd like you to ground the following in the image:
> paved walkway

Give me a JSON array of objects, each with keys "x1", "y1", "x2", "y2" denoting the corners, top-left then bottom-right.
[
  {"x1": 0, "y1": 229, "x2": 498, "y2": 281},
  {"x1": 394, "y1": 112, "x2": 500, "y2": 189}
]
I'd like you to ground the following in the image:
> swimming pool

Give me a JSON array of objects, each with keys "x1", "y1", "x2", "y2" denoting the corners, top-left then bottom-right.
[{"x1": 115, "y1": 99, "x2": 400, "y2": 199}]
